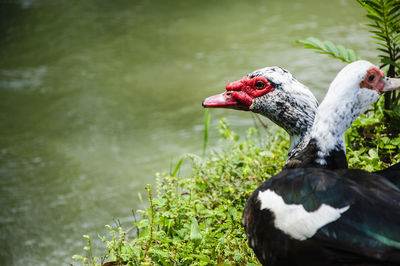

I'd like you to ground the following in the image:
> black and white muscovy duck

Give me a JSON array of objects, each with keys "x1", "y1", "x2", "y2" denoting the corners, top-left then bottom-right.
[
  {"x1": 203, "y1": 61, "x2": 400, "y2": 265},
  {"x1": 203, "y1": 66, "x2": 319, "y2": 154},
  {"x1": 202, "y1": 62, "x2": 400, "y2": 182}
]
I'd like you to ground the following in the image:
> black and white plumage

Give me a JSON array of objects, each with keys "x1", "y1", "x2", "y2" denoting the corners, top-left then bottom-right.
[
  {"x1": 243, "y1": 168, "x2": 400, "y2": 266},
  {"x1": 204, "y1": 61, "x2": 400, "y2": 265}
]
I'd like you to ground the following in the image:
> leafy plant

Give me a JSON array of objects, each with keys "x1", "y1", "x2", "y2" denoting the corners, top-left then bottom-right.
[
  {"x1": 297, "y1": 0, "x2": 400, "y2": 111},
  {"x1": 72, "y1": 121, "x2": 289, "y2": 265},
  {"x1": 346, "y1": 98, "x2": 400, "y2": 171},
  {"x1": 296, "y1": 37, "x2": 361, "y2": 63}
]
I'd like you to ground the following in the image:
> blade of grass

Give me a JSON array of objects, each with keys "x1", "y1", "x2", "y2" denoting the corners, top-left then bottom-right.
[
  {"x1": 202, "y1": 109, "x2": 210, "y2": 159},
  {"x1": 171, "y1": 156, "x2": 184, "y2": 177}
]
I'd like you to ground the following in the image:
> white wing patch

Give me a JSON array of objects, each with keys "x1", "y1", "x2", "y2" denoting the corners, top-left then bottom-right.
[{"x1": 258, "y1": 189, "x2": 350, "y2": 240}]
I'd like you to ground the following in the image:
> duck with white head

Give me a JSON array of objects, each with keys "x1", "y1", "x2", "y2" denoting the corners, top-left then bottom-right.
[{"x1": 286, "y1": 60, "x2": 400, "y2": 168}]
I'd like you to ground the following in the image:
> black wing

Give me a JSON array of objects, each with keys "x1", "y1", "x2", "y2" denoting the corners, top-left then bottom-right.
[
  {"x1": 374, "y1": 162, "x2": 400, "y2": 188},
  {"x1": 244, "y1": 168, "x2": 400, "y2": 265}
]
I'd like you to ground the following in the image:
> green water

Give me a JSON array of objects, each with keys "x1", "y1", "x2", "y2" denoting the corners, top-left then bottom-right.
[{"x1": 0, "y1": 0, "x2": 376, "y2": 264}]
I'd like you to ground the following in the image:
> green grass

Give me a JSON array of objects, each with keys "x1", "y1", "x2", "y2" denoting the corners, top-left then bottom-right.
[
  {"x1": 346, "y1": 99, "x2": 400, "y2": 171},
  {"x1": 73, "y1": 112, "x2": 400, "y2": 265},
  {"x1": 202, "y1": 108, "x2": 210, "y2": 160},
  {"x1": 73, "y1": 119, "x2": 288, "y2": 265}
]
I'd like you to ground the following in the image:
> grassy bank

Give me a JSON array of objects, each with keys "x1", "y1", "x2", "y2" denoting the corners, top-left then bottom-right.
[{"x1": 73, "y1": 112, "x2": 400, "y2": 265}]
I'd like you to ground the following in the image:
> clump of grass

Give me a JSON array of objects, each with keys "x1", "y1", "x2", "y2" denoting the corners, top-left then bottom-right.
[
  {"x1": 73, "y1": 119, "x2": 289, "y2": 265},
  {"x1": 346, "y1": 100, "x2": 400, "y2": 171}
]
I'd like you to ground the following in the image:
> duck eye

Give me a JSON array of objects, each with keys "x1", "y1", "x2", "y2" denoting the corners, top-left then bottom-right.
[
  {"x1": 254, "y1": 80, "x2": 265, "y2": 89},
  {"x1": 368, "y1": 74, "x2": 375, "y2": 82}
]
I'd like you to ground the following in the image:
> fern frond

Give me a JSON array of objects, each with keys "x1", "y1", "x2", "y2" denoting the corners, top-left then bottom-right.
[
  {"x1": 296, "y1": 37, "x2": 361, "y2": 63},
  {"x1": 377, "y1": 47, "x2": 391, "y2": 54},
  {"x1": 366, "y1": 13, "x2": 384, "y2": 23},
  {"x1": 359, "y1": 0, "x2": 400, "y2": 73},
  {"x1": 359, "y1": 0, "x2": 400, "y2": 48},
  {"x1": 381, "y1": 57, "x2": 400, "y2": 69}
]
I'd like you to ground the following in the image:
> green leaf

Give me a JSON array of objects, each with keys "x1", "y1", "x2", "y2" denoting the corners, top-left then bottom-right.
[
  {"x1": 366, "y1": 13, "x2": 384, "y2": 23},
  {"x1": 348, "y1": 157, "x2": 359, "y2": 165},
  {"x1": 365, "y1": 164, "x2": 375, "y2": 172},
  {"x1": 135, "y1": 219, "x2": 149, "y2": 229},
  {"x1": 202, "y1": 108, "x2": 210, "y2": 159},
  {"x1": 391, "y1": 15, "x2": 400, "y2": 26},
  {"x1": 391, "y1": 138, "x2": 400, "y2": 146},
  {"x1": 368, "y1": 149, "x2": 379, "y2": 159},
  {"x1": 377, "y1": 47, "x2": 391, "y2": 54},
  {"x1": 139, "y1": 227, "x2": 149, "y2": 238},
  {"x1": 72, "y1": 255, "x2": 84, "y2": 261},
  {"x1": 388, "y1": 6, "x2": 400, "y2": 18},
  {"x1": 228, "y1": 208, "x2": 238, "y2": 220},
  {"x1": 337, "y1": 45, "x2": 349, "y2": 61},
  {"x1": 347, "y1": 49, "x2": 358, "y2": 62},
  {"x1": 302, "y1": 37, "x2": 325, "y2": 48},
  {"x1": 192, "y1": 254, "x2": 212, "y2": 263},
  {"x1": 323, "y1": 41, "x2": 339, "y2": 57},
  {"x1": 152, "y1": 249, "x2": 172, "y2": 260},
  {"x1": 371, "y1": 38, "x2": 388, "y2": 47},
  {"x1": 171, "y1": 156, "x2": 184, "y2": 177},
  {"x1": 364, "y1": 5, "x2": 383, "y2": 18},
  {"x1": 384, "y1": 144, "x2": 397, "y2": 149},
  {"x1": 393, "y1": 34, "x2": 400, "y2": 43},
  {"x1": 137, "y1": 192, "x2": 143, "y2": 203},
  {"x1": 152, "y1": 198, "x2": 163, "y2": 206},
  {"x1": 296, "y1": 37, "x2": 360, "y2": 63},
  {"x1": 381, "y1": 136, "x2": 391, "y2": 145},
  {"x1": 190, "y1": 217, "x2": 202, "y2": 245},
  {"x1": 365, "y1": 23, "x2": 382, "y2": 30},
  {"x1": 381, "y1": 57, "x2": 400, "y2": 69},
  {"x1": 370, "y1": 34, "x2": 388, "y2": 42},
  {"x1": 369, "y1": 30, "x2": 388, "y2": 39}
]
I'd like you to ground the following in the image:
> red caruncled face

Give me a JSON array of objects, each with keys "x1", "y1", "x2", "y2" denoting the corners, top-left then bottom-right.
[
  {"x1": 202, "y1": 76, "x2": 274, "y2": 111},
  {"x1": 359, "y1": 67, "x2": 385, "y2": 93}
]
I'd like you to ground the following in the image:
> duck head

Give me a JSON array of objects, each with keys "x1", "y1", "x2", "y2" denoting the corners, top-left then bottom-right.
[
  {"x1": 203, "y1": 67, "x2": 319, "y2": 151},
  {"x1": 313, "y1": 60, "x2": 400, "y2": 138},
  {"x1": 288, "y1": 60, "x2": 400, "y2": 168}
]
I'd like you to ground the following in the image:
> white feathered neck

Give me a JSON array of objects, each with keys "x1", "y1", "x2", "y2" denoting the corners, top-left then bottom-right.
[{"x1": 289, "y1": 60, "x2": 380, "y2": 165}]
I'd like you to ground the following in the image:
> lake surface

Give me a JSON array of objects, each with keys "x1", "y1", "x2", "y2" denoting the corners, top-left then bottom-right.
[{"x1": 0, "y1": 0, "x2": 377, "y2": 264}]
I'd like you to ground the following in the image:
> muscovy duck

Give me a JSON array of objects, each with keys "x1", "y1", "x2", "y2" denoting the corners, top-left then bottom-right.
[
  {"x1": 203, "y1": 66, "x2": 319, "y2": 153},
  {"x1": 202, "y1": 63, "x2": 400, "y2": 179},
  {"x1": 204, "y1": 61, "x2": 400, "y2": 265}
]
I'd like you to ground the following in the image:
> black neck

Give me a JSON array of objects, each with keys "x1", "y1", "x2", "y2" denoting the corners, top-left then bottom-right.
[{"x1": 284, "y1": 139, "x2": 348, "y2": 169}]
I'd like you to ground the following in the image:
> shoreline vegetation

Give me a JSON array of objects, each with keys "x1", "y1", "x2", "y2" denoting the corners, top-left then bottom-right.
[{"x1": 73, "y1": 110, "x2": 400, "y2": 265}]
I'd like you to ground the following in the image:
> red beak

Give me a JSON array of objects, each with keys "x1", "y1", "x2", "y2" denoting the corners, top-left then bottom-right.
[{"x1": 202, "y1": 92, "x2": 250, "y2": 111}]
